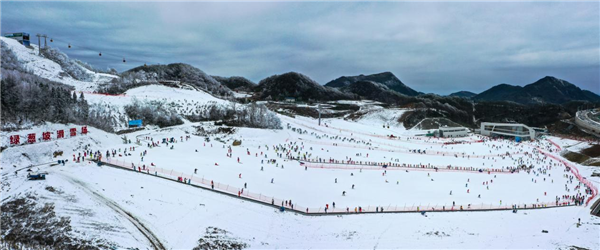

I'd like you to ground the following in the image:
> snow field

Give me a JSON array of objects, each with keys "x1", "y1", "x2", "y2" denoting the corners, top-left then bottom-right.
[
  {"x1": 100, "y1": 117, "x2": 587, "y2": 212},
  {"x1": 9, "y1": 160, "x2": 599, "y2": 249},
  {"x1": 2, "y1": 118, "x2": 599, "y2": 249}
]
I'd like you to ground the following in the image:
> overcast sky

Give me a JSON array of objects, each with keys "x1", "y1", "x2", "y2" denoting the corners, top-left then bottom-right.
[{"x1": 2, "y1": 1, "x2": 598, "y2": 94}]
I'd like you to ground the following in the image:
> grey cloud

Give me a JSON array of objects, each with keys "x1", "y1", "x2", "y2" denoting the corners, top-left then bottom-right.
[{"x1": 1, "y1": 1, "x2": 598, "y2": 94}]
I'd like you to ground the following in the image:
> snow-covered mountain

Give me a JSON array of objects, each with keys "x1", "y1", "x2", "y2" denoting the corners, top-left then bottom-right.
[
  {"x1": 255, "y1": 72, "x2": 355, "y2": 101},
  {"x1": 1, "y1": 37, "x2": 118, "y2": 91},
  {"x1": 473, "y1": 76, "x2": 600, "y2": 105},
  {"x1": 212, "y1": 75, "x2": 257, "y2": 92},
  {"x1": 1, "y1": 37, "x2": 279, "y2": 132},
  {"x1": 123, "y1": 63, "x2": 234, "y2": 97},
  {"x1": 326, "y1": 72, "x2": 422, "y2": 96}
]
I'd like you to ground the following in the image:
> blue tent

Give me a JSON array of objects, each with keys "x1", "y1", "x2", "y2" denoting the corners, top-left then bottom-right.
[{"x1": 128, "y1": 120, "x2": 143, "y2": 127}]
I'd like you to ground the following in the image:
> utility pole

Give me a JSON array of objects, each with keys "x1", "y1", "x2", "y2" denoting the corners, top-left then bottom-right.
[
  {"x1": 318, "y1": 104, "x2": 321, "y2": 126},
  {"x1": 42, "y1": 34, "x2": 48, "y2": 48},
  {"x1": 36, "y1": 34, "x2": 41, "y2": 55}
]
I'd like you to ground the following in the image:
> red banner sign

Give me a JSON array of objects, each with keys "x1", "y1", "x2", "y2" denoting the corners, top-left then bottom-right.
[
  {"x1": 70, "y1": 128, "x2": 77, "y2": 137},
  {"x1": 42, "y1": 132, "x2": 51, "y2": 141},
  {"x1": 27, "y1": 133, "x2": 36, "y2": 144},
  {"x1": 57, "y1": 130, "x2": 64, "y2": 139},
  {"x1": 81, "y1": 126, "x2": 88, "y2": 134},
  {"x1": 10, "y1": 135, "x2": 19, "y2": 145}
]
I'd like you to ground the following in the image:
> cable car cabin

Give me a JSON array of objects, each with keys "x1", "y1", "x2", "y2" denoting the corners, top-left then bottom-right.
[{"x1": 3, "y1": 32, "x2": 31, "y2": 46}]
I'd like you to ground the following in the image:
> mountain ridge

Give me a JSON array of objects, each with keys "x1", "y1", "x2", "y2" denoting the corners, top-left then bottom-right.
[
  {"x1": 325, "y1": 72, "x2": 421, "y2": 96},
  {"x1": 473, "y1": 76, "x2": 600, "y2": 104}
]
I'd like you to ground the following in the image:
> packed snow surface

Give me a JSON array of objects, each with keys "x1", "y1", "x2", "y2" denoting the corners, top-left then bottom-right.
[
  {"x1": 1, "y1": 36, "x2": 598, "y2": 249},
  {"x1": 2, "y1": 117, "x2": 599, "y2": 249}
]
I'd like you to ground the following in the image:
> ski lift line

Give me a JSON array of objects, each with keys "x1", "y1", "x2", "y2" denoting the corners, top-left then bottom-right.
[{"x1": 49, "y1": 37, "x2": 155, "y2": 65}]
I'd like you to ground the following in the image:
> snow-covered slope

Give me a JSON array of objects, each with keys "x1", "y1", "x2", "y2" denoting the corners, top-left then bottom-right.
[
  {"x1": 0, "y1": 36, "x2": 117, "y2": 91},
  {"x1": 2, "y1": 35, "x2": 598, "y2": 250},
  {"x1": 2, "y1": 119, "x2": 599, "y2": 249}
]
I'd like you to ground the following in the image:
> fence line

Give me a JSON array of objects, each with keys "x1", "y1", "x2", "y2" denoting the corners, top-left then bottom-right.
[
  {"x1": 535, "y1": 147, "x2": 598, "y2": 206},
  {"x1": 300, "y1": 161, "x2": 511, "y2": 174},
  {"x1": 299, "y1": 137, "x2": 522, "y2": 160},
  {"x1": 98, "y1": 157, "x2": 575, "y2": 215}
]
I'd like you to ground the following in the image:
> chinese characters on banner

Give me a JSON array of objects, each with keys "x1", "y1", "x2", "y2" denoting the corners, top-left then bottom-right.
[
  {"x1": 9, "y1": 127, "x2": 87, "y2": 146},
  {"x1": 27, "y1": 133, "x2": 36, "y2": 144},
  {"x1": 9, "y1": 135, "x2": 19, "y2": 145},
  {"x1": 43, "y1": 132, "x2": 51, "y2": 141}
]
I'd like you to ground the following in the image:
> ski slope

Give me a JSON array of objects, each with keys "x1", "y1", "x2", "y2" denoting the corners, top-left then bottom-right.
[
  {"x1": 1, "y1": 35, "x2": 599, "y2": 250},
  {"x1": 2, "y1": 117, "x2": 598, "y2": 249},
  {"x1": 1, "y1": 37, "x2": 118, "y2": 91}
]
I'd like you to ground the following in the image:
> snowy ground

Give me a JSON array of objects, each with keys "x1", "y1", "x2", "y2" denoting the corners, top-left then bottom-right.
[
  {"x1": 102, "y1": 121, "x2": 581, "y2": 210},
  {"x1": 1, "y1": 35, "x2": 599, "y2": 249},
  {"x1": 3, "y1": 162, "x2": 598, "y2": 249},
  {"x1": 2, "y1": 117, "x2": 599, "y2": 249}
]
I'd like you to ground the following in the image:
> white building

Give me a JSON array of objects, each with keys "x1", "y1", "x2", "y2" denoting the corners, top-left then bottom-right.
[
  {"x1": 438, "y1": 126, "x2": 469, "y2": 138},
  {"x1": 480, "y1": 122, "x2": 536, "y2": 141}
]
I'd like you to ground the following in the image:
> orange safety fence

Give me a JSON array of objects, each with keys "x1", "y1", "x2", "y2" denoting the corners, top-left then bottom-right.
[
  {"x1": 536, "y1": 148, "x2": 598, "y2": 206},
  {"x1": 301, "y1": 162, "x2": 511, "y2": 174},
  {"x1": 546, "y1": 139, "x2": 562, "y2": 151},
  {"x1": 80, "y1": 91, "x2": 126, "y2": 97},
  {"x1": 288, "y1": 119, "x2": 484, "y2": 146},
  {"x1": 100, "y1": 157, "x2": 575, "y2": 214},
  {"x1": 300, "y1": 137, "x2": 523, "y2": 159}
]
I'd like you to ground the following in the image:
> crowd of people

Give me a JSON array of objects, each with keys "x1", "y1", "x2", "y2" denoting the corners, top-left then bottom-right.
[{"x1": 68, "y1": 120, "x2": 597, "y2": 215}]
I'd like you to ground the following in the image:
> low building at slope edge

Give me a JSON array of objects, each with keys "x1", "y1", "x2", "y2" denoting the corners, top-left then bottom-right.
[
  {"x1": 480, "y1": 122, "x2": 536, "y2": 141},
  {"x1": 438, "y1": 126, "x2": 469, "y2": 138},
  {"x1": 3, "y1": 32, "x2": 30, "y2": 46}
]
